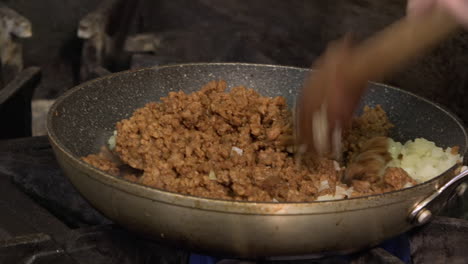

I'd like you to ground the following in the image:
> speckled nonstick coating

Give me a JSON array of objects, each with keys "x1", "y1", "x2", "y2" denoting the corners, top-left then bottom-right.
[{"x1": 47, "y1": 63, "x2": 467, "y2": 258}]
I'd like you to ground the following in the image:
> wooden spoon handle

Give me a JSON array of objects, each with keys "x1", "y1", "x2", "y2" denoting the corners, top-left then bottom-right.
[{"x1": 349, "y1": 7, "x2": 459, "y2": 83}]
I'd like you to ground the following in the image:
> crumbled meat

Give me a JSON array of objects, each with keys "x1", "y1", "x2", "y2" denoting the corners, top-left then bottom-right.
[
  {"x1": 383, "y1": 167, "x2": 417, "y2": 189},
  {"x1": 350, "y1": 167, "x2": 417, "y2": 196},
  {"x1": 351, "y1": 180, "x2": 372, "y2": 193},
  {"x1": 82, "y1": 80, "x2": 408, "y2": 202},
  {"x1": 124, "y1": 174, "x2": 139, "y2": 182},
  {"x1": 82, "y1": 154, "x2": 120, "y2": 176},
  {"x1": 343, "y1": 105, "x2": 394, "y2": 163},
  {"x1": 451, "y1": 146, "x2": 460, "y2": 155},
  {"x1": 81, "y1": 146, "x2": 120, "y2": 176}
]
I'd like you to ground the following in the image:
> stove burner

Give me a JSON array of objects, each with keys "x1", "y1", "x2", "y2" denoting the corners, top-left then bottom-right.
[{"x1": 188, "y1": 233, "x2": 410, "y2": 264}]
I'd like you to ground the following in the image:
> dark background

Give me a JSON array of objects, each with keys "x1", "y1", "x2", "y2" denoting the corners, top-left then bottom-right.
[{"x1": 4, "y1": 0, "x2": 468, "y2": 123}]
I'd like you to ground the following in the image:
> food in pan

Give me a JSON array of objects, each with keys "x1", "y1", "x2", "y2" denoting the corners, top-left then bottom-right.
[{"x1": 82, "y1": 80, "x2": 462, "y2": 202}]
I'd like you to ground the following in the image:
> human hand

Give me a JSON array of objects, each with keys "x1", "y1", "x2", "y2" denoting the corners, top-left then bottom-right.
[
  {"x1": 296, "y1": 36, "x2": 367, "y2": 159},
  {"x1": 407, "y1": 0, "x2": 468, "y2": 27}
]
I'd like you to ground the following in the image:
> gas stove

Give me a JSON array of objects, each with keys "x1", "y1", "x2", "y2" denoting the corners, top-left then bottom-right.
[
  {"x1": 1, "y1": 1, "x2": 468, "y2": 263},
  {"x1": 1, "y1": 136, "x2": 468, "y2": 264}
]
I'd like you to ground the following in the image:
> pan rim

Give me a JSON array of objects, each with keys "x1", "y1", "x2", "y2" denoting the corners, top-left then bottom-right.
[{"x1": 46, "y1": 62, "x2": 468, "y2": 213}]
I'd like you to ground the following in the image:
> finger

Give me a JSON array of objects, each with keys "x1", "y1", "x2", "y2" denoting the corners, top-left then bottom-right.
[
  {"x1": 407, "y1": 0, "x2": 436, "y2": 17},
  {"x1": 326, "y1": 38, "x2": 354, "y2": 160},
  {"x1": 297, "y1": 35, "x2": 356, "y2": 156},
  {"x1": 307, "y1": 36, "x2": 353, "y2": 156},
  {"x1": 443, "y1": 0, "x2": 468, "y2": 27}
]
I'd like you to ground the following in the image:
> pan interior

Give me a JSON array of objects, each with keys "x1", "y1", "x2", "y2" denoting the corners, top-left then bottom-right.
[{"x1": 48, "y1": 63, "x2": 467, "y2": 170}]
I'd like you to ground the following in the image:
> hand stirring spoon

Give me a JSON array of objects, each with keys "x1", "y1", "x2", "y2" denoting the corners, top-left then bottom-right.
[{"x1": 295, "y1": 7, "x2": 459, "y2": 163}]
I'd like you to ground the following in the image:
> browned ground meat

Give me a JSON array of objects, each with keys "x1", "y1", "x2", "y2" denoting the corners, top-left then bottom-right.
[
  {"x1": 383, "y1": 167, "x2": 417, "y2": 189},
  {"x1": 82, "y1": 80, "x2": 406, "y2": 202},
  {"x1": 343, "y1": 105, "x2": 394, "y2": 162},
  {"x1": 82, "y1": 146, "x2": 120, "y2": 176},
  {"x1": 350, "y1": 167, "x2": 417, "y2": 196}
]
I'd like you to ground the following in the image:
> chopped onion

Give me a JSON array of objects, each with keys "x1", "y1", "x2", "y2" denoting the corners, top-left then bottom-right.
[
  {"x1": 108, "y1": 130, "x2": 117, "y2": 150},
  {"x1": 317, "y1": 186, "x2": 354, "y2": 201},
  {"x1": 333, "y1": 161, "x2": 341, "y2": 171},
  {"x1": 388, "y1": 138, "x2": 462, "y2": 183},
  {"x1": 231, "y1": 146, "x2": 243, "y2": 156},
  {"x1": 318, "y1": 180, "x2": 329, "y2": 192},
  {"x1": 403, "y1": 182, "x2": 414, "y2": 189},
  {"x1": 208, "y1": 170, "x2": 217, "y2": 180},
  {"x1": 316, "y1": 194, "x2": 338, "y2": 201}
]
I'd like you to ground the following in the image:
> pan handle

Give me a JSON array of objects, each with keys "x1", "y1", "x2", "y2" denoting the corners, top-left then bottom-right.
[{"x1": 408, "y1": 166, "x2": 468, "y2": 226}]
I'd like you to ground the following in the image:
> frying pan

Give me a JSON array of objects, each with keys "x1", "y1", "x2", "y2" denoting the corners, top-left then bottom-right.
[{"x1": 47, "y1": 63, "x2": 468, "y2": 259}]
